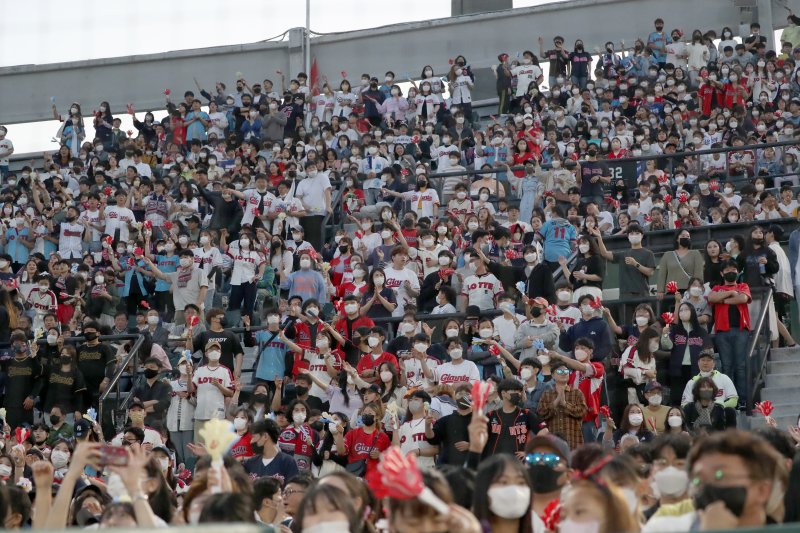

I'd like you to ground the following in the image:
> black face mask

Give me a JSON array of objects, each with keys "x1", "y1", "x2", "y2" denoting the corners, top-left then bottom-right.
[
  {"x1": 456, "y1": 396, "x2": 472, "y2": 410},
  {"x1": 251, "y1": 441, "x2": 264, "y2": 455},
  {"x1": 723, "y1": 271, "x2": 738, "y2": 282},
  {"x1": 50, "y1": 414, "x2": 61, "y2": 425},
  {"x1": 60, "y1": 356, "x2": 72, "y2": 366},
  {"x1": 84, "y1": 332, "x2": 98, "y2": 341},
  {"x1": 587, "y1": 149, "x2": 598, "y2": 157},
  {"x1": 295, "y1": 386, "x2": 309, "y2": 397},
  {"x1": 361, "y1": 414, "x2": 375, "y2": 426},
  {"x1": 751, "y1": 237, "x2": 764, "y2": 246},
  {"x1": 417, "y1": 181, "x2": 427, "y2": 189},
  {"x1": 693, "y1": 484, "x2": 747, "y2": 517},
  {"x1": 339, "y1": 245, "x2": 349, "y2": 254},
  {"x1": 529, "y1": 464, "x2": 564, "y2": 493},
  {"x1": 310, "y1": 421, "x2": 325, "y2": 432},
  {"x1": 531, "y1": 307, "x2": 543, "y2": 318},
  {"x1": 144, "y1": 368, "x2": 159, "y2": 379},
  {"x1": 252, "y1": 394, "x2": 269, "y2": 405},
  {"x1": 678, "y1": 237, "x2": 691, "y2": 248},
  {"x1": 509, "y1": 392, "x2": 523, "y2": 406}
]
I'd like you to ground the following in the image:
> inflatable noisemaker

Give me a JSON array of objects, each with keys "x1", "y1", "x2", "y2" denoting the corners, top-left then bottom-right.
[
  {"x1": 104, "y1": 186, "x2": 112, "y2": 197},
  {"x1": 505, "y1": 250, "x2": 516, "y2": 260},
  {"x1": 198, "y1": 418, "x2": 238, "y2": 493},
  {"x1": 143, "y1": 220, "x2": 153, "y2": 230},
  {"x1": 515, "y1": 281, "x2": 526, "y2": 294},
  {"x1": 755, "y1": 401, "x2": 774, "y2": 418},
  {"x1": 598, "y1": 405, "x2": 611, "y2": 419},
  {"x1": 103, "y1": 235, "x2": 113, "y2": 247},
  {"x1": 411, "y1": 135, "x2": 420, "y2": 144},
  {"x1": 84, "y1": 407, "x2": 98, "y2": 424},
  {"x1": 182, "y1": 350, "x2": 192, "y2": 366},
  {"x1": 661, "y1": 312, "x2": 674, "y2": 324},
  {"x1": 140, "y1": 300, "x2": 150, "y2": 310},
  {"x1": 471, "y1": 380, "x2": 491, "y2": 416},
  {"x1": 678, "y1": 192, "x2": 689, "y2": 203},
  {"x1": 542, "y1": 499, "x2": 562, "y2": 532},
  {"x1": 532, "y1": 339, "x2": 545, "y2": 351},
  {"x1": 164, "y1": 221, "x2": 173, "y2": 230},
  {"x1": 663, "y1": 193, "x2": 672, "y2": 204},
  {"x1": 134, "y1": 247, "x2": 144, "y2": 257},
  {"x1": 400, "y1": 168, "x2": 410, "y2": 176},
  {"x1": 126, "y1": 257, "x2": 135, "y2": 267},
  {"x1": 488, "y1": 344, "x2": 501, "y2": 357},
  {"x1": 188, "y1": 315, "x2": 200, "y2": 328},
  {"x1": 14, "y1": 427, "x2": 29, "y2": 446},
  {"x1": 657, "y1": 174, "x2": 668, "y2": 184},
  {"x1": 333, "y1": 299, "x2": 344, "y2": 314},
  {"x1": 33, "y1": 328, "x2": 44, "y2": 341},
  {"x1": 366, "y1": 447, "x2": 449, "y2": 514},
  {"x1": 709, "y1": 179, "x2": 719, "y2": 192},
  {"x1": 666, "y1": 281, "x2": 678, "y2": 294}
]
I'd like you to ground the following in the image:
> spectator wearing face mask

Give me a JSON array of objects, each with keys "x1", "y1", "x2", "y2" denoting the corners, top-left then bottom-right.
[
  {"x1": 191, "y1": 340, "x2": 234, "y2": 440},
  {"x1": 591, "y1": 223, "x2": 655, "y2": 300}
]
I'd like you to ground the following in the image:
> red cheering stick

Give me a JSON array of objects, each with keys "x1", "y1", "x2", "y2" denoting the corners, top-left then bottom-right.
[
  {"x1": 448, "y1": 58, "x2": 454, "y2": 65},
  {"x1": 355, "y1": 230, "x2": 364, "y2": 239},
  {"x1": 546, "y1": 304, "x2": 558, "y2": 316},
  {"x1": 643, "y1": 215, "x2": 651, "y2": 223},
  {"x1": 505, "y1": 249, "x2": 516, "y2": 260},
  {"x1": 678, "y1": 192, "x2": 689, "y2": 203},
  {"x1": 140, "y1": 300, "x2": 150, "y2": 310},
  {"x1": 134, "y1": 247, "x2": 144, "y2": 257},
  {"x1": 438, "y1": 268, "x2": 455, "y2": 280},
  {"x1": 143, "y1": 220, "x2": 153, "y2": 230},
  {"x1": 127, "y1": 257, "x2": 135, "y2": 267},
  {"x1": 488, "y1": 344, "x2": 501, "y2": 357},
  {"x1": 333, "y1": 299, "x2": 344, "y2": 314},
  {"x1": 663, "y1": 193, "x2": 672, "y2": 204},
  {"x1": 661, "y1": 312, "x2": 675, "y2": 324},
  {"x1": 411, "y1": 135, "x2": 420, "y2": 144},
  {"x1": 657, "y1": 174, "x2": 668, "y2": 184},
  {"x1": 400, "y1": 168, "x2": 410, "y2": 176},
  {"x1": 666, "y1": 281, "x2": 678, "y2": 294},
  {"x1": 164, "y1": 88, "x2": 171, "y2": 95},
  {"x1": 647, "y1": 417, "x2": 658, "y2": 431},
  {"x1": 589, "y1": 296, "x2": 603, "y2": 309},
  {"x1": 365, "y1": 447, "x2": 449, "y2": 514},
  {"x1": 103, "y1": 236, "x2": 113, "y2": 246},
  {"x1": 104, "y1": 186, "x2": 112, "y2": 196},
  {"x1": 127, "y1": 130, "x2": 133, "y2": 138},
  {"x1": 188, "y1": 315, "x2": 200, "y2": 328},
  {"x1": 14, "y1": 427, "x2": 29, "y2": 446},
  {"x1": 709, "y1": 179, "x2": 719, "y2": 192},
  {"x1": 164, "y1": 221, "x2": 173, "y2": 230},
  {"x1": 471, "y1": 380, "x2": 491, "y2": 416},
  {"x1": 308, "y1": 249, "x2": 319, "y2": 261},
  {"x1": 542, "y1": 500, "x2": 562, "y2": 532},
  {"x1": 755, "y1": 401, "x2": 774, "y2": 418},
  {"x1": 252, "y1": 207, "x2": 261, "y2": 216},
  {"x1": 599, "y1": 405, "x2": 611, "y2": 418}
]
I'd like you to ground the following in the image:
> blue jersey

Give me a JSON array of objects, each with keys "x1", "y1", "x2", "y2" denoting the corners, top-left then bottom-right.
[
  {"x1": 540, "y1": 218, "x2": 576, "y2": 263},
  {"x1": 254, "y1": 330, "x2": 289, "y2": 381},
  {"x1": 154, "y1": 254, "x2": 179, "y2": 292}
]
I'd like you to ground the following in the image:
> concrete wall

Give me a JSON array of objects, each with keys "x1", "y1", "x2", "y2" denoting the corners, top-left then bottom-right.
[{"x1": 0, "y1": 0, "x2": 786, "y2": 125}]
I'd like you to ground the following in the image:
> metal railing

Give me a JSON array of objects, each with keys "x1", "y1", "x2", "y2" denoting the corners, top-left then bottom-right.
[
  {"x1": 97, "y1": 334, "x2": 147, "y2": 433},
  {"x1": 746, "y1": 288, "x2": 774, "y2": 416}
]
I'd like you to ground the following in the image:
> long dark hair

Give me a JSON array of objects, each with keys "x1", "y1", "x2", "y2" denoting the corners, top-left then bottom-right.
[
  {"x1": 472, "y1": 454, "x2": 533, "y2": 533},
  {"x1": 293, "y1": 484, "x2": 362, "y2": 533},
  {"x1": 365, "y1": 267, "x2": 386, "y2": 296},
  {"x1": 635, "y1": 327, "x2": 661, "y2": 363},
  {"x1": 378, "y1": 362, "x2": 400, "y2": 403},
  {"x1": 143, "y1": 456, "x2": 176, "y2": 523},
  {"x1": 675, "y1": 302, "x2": 701, "y2": 334}
]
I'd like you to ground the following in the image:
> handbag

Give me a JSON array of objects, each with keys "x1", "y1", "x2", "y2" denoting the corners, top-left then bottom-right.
[{"x1": 345, "y1": 430, "x2": 380, "y2": 477}]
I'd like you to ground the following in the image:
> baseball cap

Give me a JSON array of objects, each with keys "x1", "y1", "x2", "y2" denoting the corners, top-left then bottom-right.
[
  {"x1": 644, "y1": 381, "x2": 663, "y2": 392},
  {"x1": 74, "y1": 418, "x2": 93, "y2": 439},
  {"x1": 129, "y1": 399, "x2": 145, "y2": 410},
  {"x1": 527, "y1": 434, "x2": 571, "y2": 465}
]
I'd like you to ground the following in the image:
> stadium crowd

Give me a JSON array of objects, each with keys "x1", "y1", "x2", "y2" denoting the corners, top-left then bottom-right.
[{"x1": 3, "y1": 7, "x2": 800, "y2": 533}]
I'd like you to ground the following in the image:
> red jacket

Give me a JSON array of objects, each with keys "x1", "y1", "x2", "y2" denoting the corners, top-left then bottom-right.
[
  {"x1": 334, "y1": 315, "x2": 375, "y2": 342},
  {"x1": 356, "y1": 351, "x2": 399, "y2": 376},
  {"x1": 710, "y1": 282, "x2": 751, "y2": 331}
]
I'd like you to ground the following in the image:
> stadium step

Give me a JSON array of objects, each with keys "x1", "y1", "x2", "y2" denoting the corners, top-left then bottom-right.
[
  {"x1": 764, "y1": 372, "x2": 800, "y2": 388},
  {"x1": 760, "y1": 386, "x2": 800, "y2": 404},
  {"x1": 768, "y1": 346, "x2": 800, "y2": 362},
  {"x1": 747, "y1": 414, "x2": 797, "y2": 430},
  {"x1": 767, "y1": 360, "x2": 800, "y2": 374}
]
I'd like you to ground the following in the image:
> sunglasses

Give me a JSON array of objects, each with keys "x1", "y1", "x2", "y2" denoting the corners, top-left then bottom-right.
[
  {"x1": 525, "y1": 452, "x2": 563, "y2": 467},
  {"x1": 554, "y1": 368, "x2": 570, "y2": 375}
]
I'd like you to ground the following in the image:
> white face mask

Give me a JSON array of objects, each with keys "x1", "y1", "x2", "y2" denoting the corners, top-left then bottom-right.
[
  {"x1": 368, "y1": 337, "x2": 380, "y2": 348},
  {"x1": 300, "y1": 259, "x2": 312, "y2": 269},
  {"x1": 450, "y1": 348, "x2": 463, "y2": 359},
  {"x1": 47, "y1": 334, "x2": 58, "y2": 345},
  {"x1": 479, "y1": 328, "x2": 493, "y2": 339},
  {"x1": 667, "y1": 415, "x2": 683, "y2": 428},
  {"x1": 689, "y1": 287, "x2": 703, "y2": 297},
  {"x1": 373, "y1": 276, "x2": 384, "y2": 286},
  {"x1": 558, "y1": 519, "x2": 601, "y2": 533},
  {"x1": 520, "y1": 368, "x2": 533, "y2": 381},
  {"x1": 557, "y1": 290, "x2": 571, "y2": 302},
  {"x1": 654, "y1": 466, "x2": 689, "y2": 497},
  {"x1": 51, "y1": 450, "x2": 70, "y2": 469},
  {"x1": 628, "y1": 234, "x2": 642, "y2": 245},
  {"x1": 524, "y1": 253, "x2": 537, "y2": 263},
  {"x1": 380, "y1": 370, "x2": 393, "y2": 382},
  {"x1": 487, "y1": 485, "x2": 531, "y2": 519},
  {"x1": 629, "y1": 413, "x2": 644, "y2": 426},
  {"x1": 575, "y1": 349, "x2": 590, "y2": 362},
  {"x1": 207, "y1": 350, "x2": 221, "y2": 361},
  {"x1": 180, "y1": 258, "x2": 193, "y2": 268},
  {"x1": 581, "y1": 305, "x2": 593, "y2": 315},
  {"x1": 147, "y1": 315, "x2": 159, "y2": 325},
  {"x1": 302, "y1": 522, "x2": 351, "y2": 533},
  {"x1": 344, "y1": 303, "x2": 358, "y2": 315},
  {"x1": 648, "y1": 394, "x2": 662, "y2": 406},
  {"x1": 233, "y1": 417, "x2": 248, "y2": 431},
  {"x1": 413, "y1": 342, "x2": 428, "y2": 353},
  {"x1": 635, "y1": 316, "x2": 649, "y2": 327},
  {"x1": 445, "y1": 328, "x2": 459, "y2": 338},
  {"x1": 316, "y1": 337, "x2": 329, "y2": 350},
  {"x1": 578, "y1": 244, "x2": 590, "y2": 254},
  {"x1": 293, "y1": 412, "x2": 306, "y2": 425}
]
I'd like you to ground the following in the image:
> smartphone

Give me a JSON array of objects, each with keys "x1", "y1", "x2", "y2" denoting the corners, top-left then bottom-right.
[{"x1": 98, "y1": 445, "x2": 129, "y2": 467}]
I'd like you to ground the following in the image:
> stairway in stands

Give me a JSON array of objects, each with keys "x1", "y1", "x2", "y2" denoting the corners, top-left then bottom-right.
[{"x1": 750, "y1": 346, "x2": 800, "y2": 429}]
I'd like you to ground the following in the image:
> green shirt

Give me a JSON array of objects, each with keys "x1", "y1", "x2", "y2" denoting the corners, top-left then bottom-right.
[{"x1": 46, "y1": 423, "x2": 75, "y2": 446}]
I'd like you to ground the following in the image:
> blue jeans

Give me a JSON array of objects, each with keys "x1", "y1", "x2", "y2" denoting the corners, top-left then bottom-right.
[
  {"x1": 715, "y1": 329, "x2": 749, "y2": 406},
  {"x1": 582, "y1": 420, "x2": 598, "y2": 444},
  {"x1": 571, "y1": 75, "x2": 588, "y2": 90}
]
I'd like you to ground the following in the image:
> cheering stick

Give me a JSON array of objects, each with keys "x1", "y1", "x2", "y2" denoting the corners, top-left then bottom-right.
[
  {"x1": 198, "y1": 419, "x2": 238, "y2": 493},
  {"x1": 665, "y1": 281, "x2": 678, "y2": 294},
  {"x1": 661, "y1": 312, "x2": 674, "y2": 324},
  {"x1": 755, "y1": 401, "x2": 774, "y2": 419},
  {"x1": 367, "y1": 447, "x2": 449, "y2": 515},
  {"x1": 471, "y1": 380, "x2": 491, "y2": 416}
]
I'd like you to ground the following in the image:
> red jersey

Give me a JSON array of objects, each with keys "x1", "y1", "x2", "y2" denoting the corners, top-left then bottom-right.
[
  {"x1": 336, "y1": 280, "x2": 367, "y2": 300},
  {"x1": 230, "y1": 433, "x2": 254, "y2": 460},
  {"x1": 356, "y1": 351, "x2": 399, "y2": 376},
  {"x1": 401, "y1": 229, "x2": 418, "y2": 249},
  {"x1": 293, "y1": 321, "x2": 325, "y2": 347},
  {"x1": 334, "y1": 315, "x2": 375, "y2": 341},
  {"x1": 697, "y1": 83, "x2": 716, "y2": 116},
  {"x1": 710, "y1": 283, "x2": 751, "y2": 331},
  {"x1": 343, "y1": 427, "x2": 391, "y2": 474},
  {"x1": 171, "y1": 117, "x2": 186, "y2": 146},
  {"x1": 568, "y1": 362, "x2": 606, "y2": 427},
  {"x1": 329, "y1": 255, "x2": 353, "y2": 287},
  {"x1": 278, "y1": 424, "x2": 320, "y2": 472}
]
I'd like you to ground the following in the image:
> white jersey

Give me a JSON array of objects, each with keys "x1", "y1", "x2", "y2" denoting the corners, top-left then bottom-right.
[
  {"x1": 192, "y1": 246, "x2": 224, "y2": 284},
  {"x1": 271, "y1": 196, "x2": 304, "y2": 236},
  {"x1": 511, "y1": 65, "x2": 543, "y2": 98},
  {"x1": 461, "y1": 272, "x2": 503, "y2": 311},
  {"x1": 549, "y1": 304, "x2": 582, "y2": 332},
  {"x1": 681, "y1": 371, "x2": 738, "y2": 406},
  {"x1": 227, "y1": 248, "x2": 265, "y2": 286},
  {"x1": 166, "y1": 378, "x2": 195, "y2": 432},
  {"x1": 112, "y1": 427, "x2": 163, "y2": 448},
  {"x1": 313, "y1": 93, "x2": 336, "y2": 121},
  {"x1": 397, "y1": 418, "x2": 436, "y2": 470},
  {"x1": 303, "y1": 349, "x2": 342, "y2": 400},
  {"x1": 103, "y1": 205, "x2": 136, "y2": 242},
  {"x1": 241, "y1": 189, "x2": 277, "y2": 226},
  {"x1": 192, "y1": 364, "x2": 233, "y2": 420},
  {"x1": 26, "y1": 288, "x2": 57, "y2": 329},
  {"x1": 400, "y1": 189, "x2": 440, "y2": 218},
  {"x1": 79, "y1": 209, "x2": 102, "y2": 241},
  {"x1": 332, "y1": 91, "x2": 358, "y2": 118},
  {"x1": 58, "y1": 222, "x2": 84, "y2": 259},
  {"x1": 383, "y1": 266, "x2": 420, "y2": 317},
  {"x1": 402, "y1": 356, "x2": 438, "y2": 390},
  {"x1": 435, "y1": 360, "x2": 480, "y2": 386}
]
